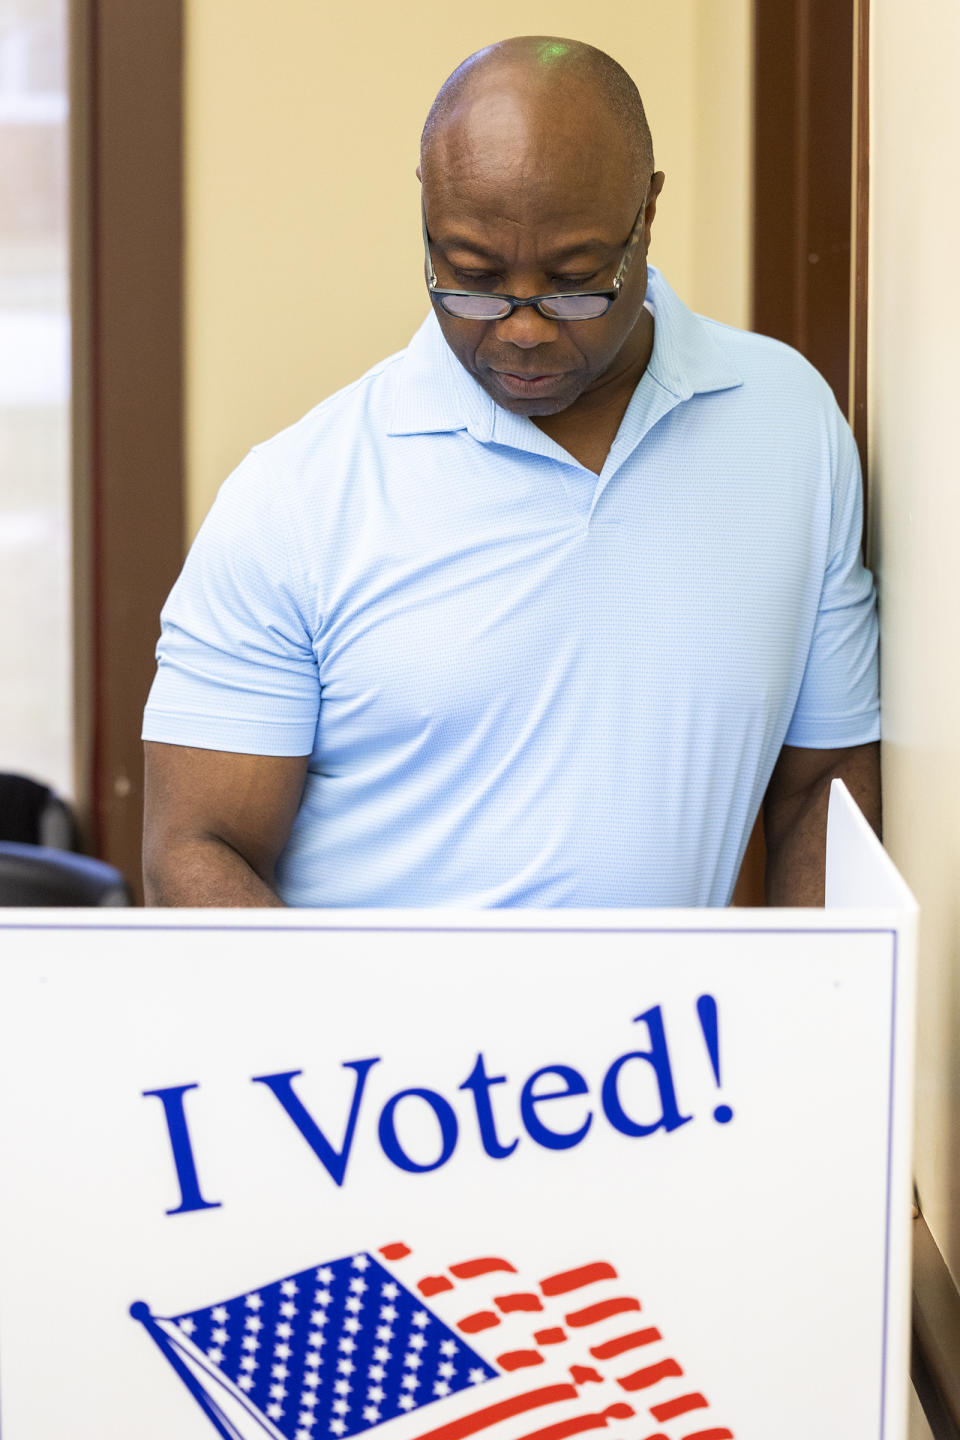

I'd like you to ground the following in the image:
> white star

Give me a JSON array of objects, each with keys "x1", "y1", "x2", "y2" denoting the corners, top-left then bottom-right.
[
  {"x1": 329, "y1": 1421, "x2": 347, "y2": 1435},
  {"x1": 332, "y1": 1399, "x2": 350, "y2": 1416},
  {"x1": 343, "y1": 1317, "x2": 361, "y2": 1335},
  {"x1": 439, "y1": 1340, "x2": 458, "y2": 1358},
  {"x1": 379, "y1": 1304, "x2": 398, "y2": 1322},
  {"x1": 281, "y1": 1279, "x2": 299, "y2": 1297},
  {"x1": 308, "y1": 1330, "x2": 326, "y2": 1348},
  {"x1": 375, "y1": 1324, "x2": 393, "y2": 1341},
  {"x1": 397, "y1": 1395, "x2": 415, "y2": 1411},
  {"x1": 178, "y1": 1318, "x2": 196, "y2": 1335},
  {"x1": 345, "y1": 1297, "x2": 363, "y2": 1315},
  {"x1": 296, "y1": 1430, "x2": 313, "y2": 1440},
  {"x1": 349, "y1": 1277, "x2": 368, "y2": 1295},
  {"x1": 272, "y1": 1363, "x2": 290, "y2": 1380},
  {"x1": 351, "y1": 1254, "x2": 370, "y2": 1270},
  {"x1": 298, "y1": 1414, "x2": 317, "y2": 1431},
  {"x1": 280, "y1": 1301, "x2": 298, "y2": 1319},
  {"x1": 240, "y1": 1356, "x2": 258, "y2": 1373},
  {"x1": 409, "y1": 1334, "x2": 427, "y2": 1351},
  {"x1": 401, "y1": 1374, "x2": 419, "y2": 1391},
  {"x1": 303, "y1": 1371, "x2": 321, "y2": 1389},
  {"x1": 411, "y1": 1310, "x2": 430, "y2": 1328},
  {"x1": 437, "y1": 1361, "x2": 455, "y2": 1379},
  {"x1": 403, "y1": 1352, "x2": 422, "y2": 1369},
  {"x1": 276, "y1": 1322, "x2": 294, "y2": 1339},
  {"x1": 314, "y1": 1289, "x2": 332, "y2": 1308},
  {"x1": 275, "y1": 1342, "x2": 292, "y2": 1359},
  {"x1": 300, "y1": 1391, "x2": 319, "y2": 1409},
  {"x1": 245, "y1": 1293, "x2": 263, "y2": 1310},
  {"x1": 381, "y1": 1282, "x2": 399, "y2": 1300},
  {"x1": 211, "y1": 1306, "x2": 229, "y2": 1323},
  {"x1": 367, "y1": 1385, "x2": 386, "y2": 1403},
  {"x1": 337, "y1": 1359, "x2": 355, "y2": 1376},
  {"x1": 315, "y1": 1267, "x2": 334, "y2": 1284},
  {"x1": 433, "y1": 1381, "x2": 451, "y2": 1397},
  {"x1": 338, "y1": 1337, "x2": 356, "y2": 1354},
  {"x1": 311, "y1": 1311, "x2": 329, "y2": 1328},
  {"x1": 242, "y1": 1335, "x2": 259, "y2": 1353},
  {"x1": 269, "y1": 1383, "x2": 287, "y2": 1401},
  {"x1": 334, "y1": 1379, "x2": 352, "y2": 1396},
  {"x1": 267, "y1": 1402, "x2": 284, "y2": 1420},
  {"x1": 368, "y1": 1364, "x2": 385, "y2": 1381},
  {"x1": 211, "y1": 1327, "x2": 229, "y2": 1346},
  {"x1": 239, "y1": 1375, "x2": 255, "y2": 1392},
  {"x1": 373, "y1": 1345, "x2": 391, "y2": 1363},
  {"x1": 206, "y1": 1347, "x2": 224, "y2": 1364},
  {"x1": 245, "y1": 1315, "x2": 263, "y2": 1333},
  {"x1": 468, "y1": 1368, "x2": 486, "y2": 1384},
  {"x1": 363, "y1": 1406, "x2": 381, "y2": 1423}
]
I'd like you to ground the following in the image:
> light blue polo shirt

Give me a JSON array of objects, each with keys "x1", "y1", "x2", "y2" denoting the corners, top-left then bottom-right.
[{"x1": 143, "y1": 268, "x2": 879, "y2": 907}]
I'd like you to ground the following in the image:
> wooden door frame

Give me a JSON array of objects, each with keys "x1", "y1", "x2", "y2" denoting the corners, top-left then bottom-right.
[
  {"x1": 70, "y1": 0, "x2": 185, "y2": 900},
  {"x1": 734, "y1": 0, "x2": 866, "y2": 906}
]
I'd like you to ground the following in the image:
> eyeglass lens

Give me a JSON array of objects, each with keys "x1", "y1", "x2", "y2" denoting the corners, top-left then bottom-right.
[{"x1": 439, "y1": 293, "x2": 611, "y2": 320}]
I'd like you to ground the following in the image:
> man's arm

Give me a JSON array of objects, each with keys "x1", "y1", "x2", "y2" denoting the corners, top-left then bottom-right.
[
  {"x1": 142, "y1": 742, "x2": 310, "y2": 906},
  {"x1": 763, "y1": 740, "x2": 881, "y2": 906}
]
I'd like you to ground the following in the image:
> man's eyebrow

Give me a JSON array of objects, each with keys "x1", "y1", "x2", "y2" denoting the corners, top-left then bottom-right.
[{"x1": 438, "y1": 233, "x2": 615, "y2": 262}]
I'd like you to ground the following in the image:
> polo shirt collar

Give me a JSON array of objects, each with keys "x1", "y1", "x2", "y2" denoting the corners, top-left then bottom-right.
[{"x1": 387, "y1": 266, "x2": 742, "y2": 439}]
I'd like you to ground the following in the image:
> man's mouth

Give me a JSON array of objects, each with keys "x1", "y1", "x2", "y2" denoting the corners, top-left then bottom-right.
[{"x1": 492, "y1": 371, "x2": 567, "y2": 397}]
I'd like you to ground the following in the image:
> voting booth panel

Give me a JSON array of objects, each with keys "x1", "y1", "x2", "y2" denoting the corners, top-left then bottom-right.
[{"x1": 0, "y1": 785, "x2": 916, "y2": 1440}]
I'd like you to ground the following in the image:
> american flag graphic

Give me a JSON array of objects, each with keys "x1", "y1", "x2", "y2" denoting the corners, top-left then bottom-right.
[{"x1": 132, "y1": 1241, "x2": 733, "y2": 1440}]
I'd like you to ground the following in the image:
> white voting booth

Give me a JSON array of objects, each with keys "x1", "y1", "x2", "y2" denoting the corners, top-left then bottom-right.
[{"x1": 0, "y1": 783, "x2": 916, "y2": 1440}]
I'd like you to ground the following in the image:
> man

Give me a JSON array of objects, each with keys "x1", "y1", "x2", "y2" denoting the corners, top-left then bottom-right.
[{"x1": 142, "y1": 36, "x2": 880, "y2": 908}]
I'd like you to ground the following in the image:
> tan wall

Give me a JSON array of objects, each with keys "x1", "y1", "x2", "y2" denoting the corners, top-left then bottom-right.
[
  {"x1": 869, "y1": 2, "x2": 960, "y2": 1280},
  {"x1": 184, "y1": 0, "x2": 752, "y2": 536}
]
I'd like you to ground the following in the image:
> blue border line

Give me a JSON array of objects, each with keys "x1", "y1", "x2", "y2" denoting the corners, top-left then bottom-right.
[{"x1": 0, "y1": 918, "x2": 902, "y2": 1436}]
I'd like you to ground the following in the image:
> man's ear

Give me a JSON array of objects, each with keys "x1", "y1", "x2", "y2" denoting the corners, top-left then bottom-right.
[{"x1": 644, "y1": 171, "x2": 666, "y2": 244}]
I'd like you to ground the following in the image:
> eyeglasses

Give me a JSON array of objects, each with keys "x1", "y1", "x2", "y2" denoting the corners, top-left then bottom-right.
[{"x1": 421, "y1": 195, "x2": 648, "y2": 321}]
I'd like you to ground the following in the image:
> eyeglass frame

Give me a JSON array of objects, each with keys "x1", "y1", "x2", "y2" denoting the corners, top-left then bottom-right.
[{"x1": 421, "y1": 191, "x2": 650, "y2": 321}]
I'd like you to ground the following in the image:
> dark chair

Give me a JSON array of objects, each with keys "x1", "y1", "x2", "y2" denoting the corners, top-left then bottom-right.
[
  {"x1": 0, "y1": 772, "x2": 79, "y2": 850},
  {"x1": 0, "y1": 842, "x2": 132, "y2": 907}
]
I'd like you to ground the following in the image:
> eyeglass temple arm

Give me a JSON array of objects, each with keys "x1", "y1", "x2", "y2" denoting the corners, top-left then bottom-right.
[{"x1": 421, "y1": 198, "x2": 438, "y2": 288}]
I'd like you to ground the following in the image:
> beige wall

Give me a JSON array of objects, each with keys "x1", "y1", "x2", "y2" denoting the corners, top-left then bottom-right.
[
  {"x1": 869, "y1": 1, "x2": 960, "y2": 1280},
  {"x1": 184, "y1": 0, "x2": 752, "y2": 536}
]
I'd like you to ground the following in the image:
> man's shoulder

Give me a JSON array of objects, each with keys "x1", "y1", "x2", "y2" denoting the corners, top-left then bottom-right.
[
  {"x1": 700, "y1": 313, "x2": 835, "y2": 398},
  {"x1": 252, "y1": 337, "x2": 415, "y2": 470}
]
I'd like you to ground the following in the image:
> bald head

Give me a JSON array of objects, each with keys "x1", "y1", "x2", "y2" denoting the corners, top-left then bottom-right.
[{"x1": 420, "y1": 37, "x2": 655, "y2": 194}]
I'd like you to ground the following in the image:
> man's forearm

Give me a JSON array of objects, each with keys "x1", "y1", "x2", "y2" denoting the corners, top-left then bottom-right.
[{"x1": 143, "y1": 835, "x2": 285, "y2": 907}]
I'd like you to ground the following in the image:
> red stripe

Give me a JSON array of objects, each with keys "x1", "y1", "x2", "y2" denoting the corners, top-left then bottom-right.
[
  {"x1": 380, "y1": 1243, "x2": 411, "y2": 1260},
  {"x1": 496, "y1": 1293, "x2": 544, "y2": 1313},
  {"x1": 512, "y1": 1402, "x2": 635, "y2": 1440},
  {"x1": 617, "y1": 1359, "x2": 684, "y2": 1391},
  {"x1": 449, "y1": 1257, "x2": 518, "y2": 1279},
  {"x1": 650, "y1": 1394, "x2": 709, "y2": 1423},
  {"x1": 410, "y1": 1383, "x2": 578, "y2": 1440},
  {"x1": 540, "y1": 1263, "x2": 618, "y2": 1296},
  {"x1": 457, "y1": 1311, "x2": 500, "y2": 1333},
  {"x1": 569, "y1": 1366, "x2": 602, "y2": 1384},
  {"x1": 535, "y1": 1328, "x2": 567, "y2": 1345},
  {"x1": 418, "y1": 1276, "x2": 454, "y2": 1297},
  {"x1": 590, "y1": 1328, "x2": 662, "y2": 1359},
  {"x1": 497, "y1": 1350, "x2": 545, "y2": 1371},
  {"x1": 681, "y1": 1431, "x2": 734, "y2": 1440},
  {"x1": 565, "y1": 1298, "x2": 642, "y2": 1327},
  {"x1": 639, "y1": 1434, "x2": 670, "y2": 1439}
]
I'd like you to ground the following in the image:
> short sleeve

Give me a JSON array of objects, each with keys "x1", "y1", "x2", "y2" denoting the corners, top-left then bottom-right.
[
  {"x1": 142, "y1": 448, "x2": 319, "y2": 755},
  {"x1": 784, "y1": 417, "x2": 880, "y2": 747}
]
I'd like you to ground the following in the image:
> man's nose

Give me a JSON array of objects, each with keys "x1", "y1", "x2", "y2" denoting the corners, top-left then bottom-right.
[{"x1": 494, "y1": 304, "x2": 559, "y2": 349}]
